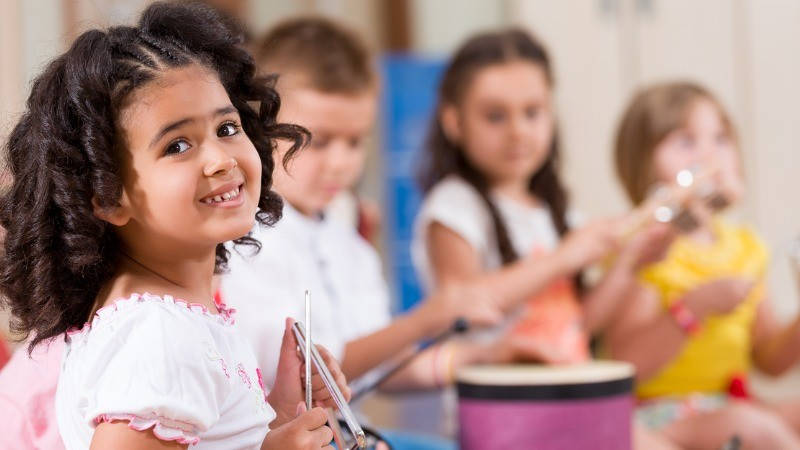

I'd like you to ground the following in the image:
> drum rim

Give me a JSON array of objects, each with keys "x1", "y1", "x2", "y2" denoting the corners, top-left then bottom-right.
[
  {"x1": 456, "y1": 361, "x2": 635, "y2": 386},
  {"x1": 457, "y1": 376, "x2": 633, "y2": 401}
]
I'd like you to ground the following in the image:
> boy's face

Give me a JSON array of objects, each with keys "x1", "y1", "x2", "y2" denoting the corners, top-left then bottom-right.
[{"x1": 273, "y1": 87, "x2": 376, "y2": 216}]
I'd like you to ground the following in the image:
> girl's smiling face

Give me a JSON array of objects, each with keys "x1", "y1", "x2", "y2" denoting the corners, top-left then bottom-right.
[{"x1": 111, "y1": 64, "x2": 262, "y2": 251}]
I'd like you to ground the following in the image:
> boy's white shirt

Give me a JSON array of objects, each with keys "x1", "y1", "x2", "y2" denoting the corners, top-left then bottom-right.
[{"x1": 222, "y1": 203, "x2": 391, "y2": 388}]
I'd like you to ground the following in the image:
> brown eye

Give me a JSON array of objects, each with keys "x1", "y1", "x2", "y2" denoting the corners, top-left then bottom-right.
[
  {"x1": 486, "y1": 111, "x2": 505, "y2": 123},
  {"x1": 348, "y1": 137, "x2": 363, "y2": 149},
  {"x1": 217, "y1": 122, "x2": 240, "y2": 137},
  {"x1": 165, "y1": 139, "x2": 190, "y2": 155}
]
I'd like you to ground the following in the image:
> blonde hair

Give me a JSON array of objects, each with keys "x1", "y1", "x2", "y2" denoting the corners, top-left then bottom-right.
[{"x1": 614, "y1": 81, "x2": 737, "y2": 204}]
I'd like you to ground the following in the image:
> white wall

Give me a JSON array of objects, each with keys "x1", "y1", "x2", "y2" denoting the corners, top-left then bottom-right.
[{"x1": 409, "y1": 0, "x2": 506, "y2": 55}]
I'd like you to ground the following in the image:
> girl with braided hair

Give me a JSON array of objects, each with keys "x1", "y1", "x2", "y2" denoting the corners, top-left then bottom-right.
[{"x1": 0, "y1": 3, "x2": 348, "y2": 449}]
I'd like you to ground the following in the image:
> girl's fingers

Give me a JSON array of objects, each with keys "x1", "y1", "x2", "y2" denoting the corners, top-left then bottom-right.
[
  {"x1": 298, "y1": 406, "x2": 328, "y2": 430},
  {"x1": 313, "y1": 386, "x2": 331, "y2": 401},
  {"x1": 309, "y1": 347, "x2": 351, "y2": 402},
  {"x1": 299, "y1": 346, "x2": 351, "y2": 405},
  {"x1": 311, "y1": 424, "x2": 334, "y2": 446}
]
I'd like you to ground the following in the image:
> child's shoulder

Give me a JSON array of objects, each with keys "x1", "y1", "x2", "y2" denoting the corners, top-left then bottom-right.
[
  {"x1": 66, "y1": 293, "x2": 233, "y2": 355},
  {"x1": 421, "y1": 175, "x2": 492, "y2": 222},
  {"x1": 322, "y1": 214, "x2": 382, "y2": 267},
  {"x1": 425, "y1": 175, "x2": 482, "y2": 203}
]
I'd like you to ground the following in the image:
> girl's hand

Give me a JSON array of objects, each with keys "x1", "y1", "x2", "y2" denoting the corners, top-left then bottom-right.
[
  {"x1": 555, "y1": 220, "x2": 620, "y2": 274},
  {"x1": 616, "y1": 222, "x2": 676, "y2": 271},
  {"x1": 300, "y1": 345, "x2": 351, "y2": 409},
  {"x1": 683, "y1": 278, "x2": 755, "y2": 318},
  {"x1": 261, "y1": 403, "x2": 333, "y2": 450},
  {"x1": 269, "y1": 319, "x2": 351, "y2": 428}
]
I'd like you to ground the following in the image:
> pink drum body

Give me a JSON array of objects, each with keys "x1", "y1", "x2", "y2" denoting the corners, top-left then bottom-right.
[{"x1": 457, "y1": 363, "x2": 633, "y2": 450}]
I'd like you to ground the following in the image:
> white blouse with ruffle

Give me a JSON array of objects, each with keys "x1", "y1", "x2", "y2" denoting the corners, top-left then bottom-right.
[{"x1": 55, "y1": 293, "x2": 274, "y2": 449}]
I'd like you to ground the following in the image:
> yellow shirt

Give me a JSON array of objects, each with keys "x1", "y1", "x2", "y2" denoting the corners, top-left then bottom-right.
[{"x1": 635, "y1": 220, "x2": 768, "y2": 399}]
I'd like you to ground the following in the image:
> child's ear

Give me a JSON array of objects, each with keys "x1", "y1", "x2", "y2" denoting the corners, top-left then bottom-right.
[
  {"x1": 440, "y1": 105, "x2": 462, "y2": 144},
  {"x1": 91, "y1": 191, "x2": 131, "y2": 227}
]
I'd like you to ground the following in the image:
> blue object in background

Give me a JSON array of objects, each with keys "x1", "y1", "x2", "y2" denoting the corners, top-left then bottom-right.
[{"x1": 380, "y1": 54, "x2": 445, "y2": 313}]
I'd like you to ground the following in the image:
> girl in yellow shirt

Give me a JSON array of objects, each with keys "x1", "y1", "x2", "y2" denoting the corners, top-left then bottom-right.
[{"x1": 608, "y1": 81, "x2": 800, "y2": 449}]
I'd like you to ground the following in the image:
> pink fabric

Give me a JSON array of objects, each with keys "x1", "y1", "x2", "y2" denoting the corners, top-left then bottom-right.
[
  {"x1": 0, "y1": 335, "x2": 10, "y2": 369},
  {"x1": 0, "y1": 338, "x2": 65, "y2": 450}
]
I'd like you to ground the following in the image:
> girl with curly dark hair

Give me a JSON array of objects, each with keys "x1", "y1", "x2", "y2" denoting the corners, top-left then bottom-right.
[{"x1": 0, "y1": 3, "x2": 348, "y2": 448}]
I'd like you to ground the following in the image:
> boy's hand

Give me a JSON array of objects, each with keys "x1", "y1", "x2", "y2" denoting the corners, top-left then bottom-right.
[
  {"x1": 261, "y1": 403, "x2": 333, "y2": 450},
  {"x1": 419, "y1": 281, "x2": 502, "y2": 334}
]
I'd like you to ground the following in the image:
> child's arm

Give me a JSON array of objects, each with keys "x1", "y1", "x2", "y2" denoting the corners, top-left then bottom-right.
[
  {"x1": 340, "y1": 311, "x2": 445, "y2": 380},
  {"x1": 375, "y1": 329, "x2": 567, "y2": 391},
  {"x1": 374, "y1": 342, "x2": 492, "y2": 391},
  {"x1": 583, "y1": 223, "x2": 674, "y2": 334},
  {"x1": 427, "y1": 220, "x2": 618, "y2": 313},
  {"x1": 340, "y1": 283, "x2": 501, "y2": 379},
  {"x1": 752, "y1": 298, "x2": 800, "y2": 376},
  {"x1": 92, "y1": 423, "x2": 188, "y2": 449},
  {"x1": 605, "y1": 284, "x2": 690, "y2": 380},
  {"x1": 607, "y1": 278, "x2": 754, "y2": 380}
]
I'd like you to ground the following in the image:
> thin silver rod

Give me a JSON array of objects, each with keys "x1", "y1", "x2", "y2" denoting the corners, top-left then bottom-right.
[{"x1": 305, "y1": 290, "x2": 312, "y2": 410}]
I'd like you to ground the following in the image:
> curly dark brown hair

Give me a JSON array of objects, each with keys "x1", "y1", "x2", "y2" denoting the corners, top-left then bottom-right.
[
  {"x1": 0, "y1": 2, "x2": 308, "y2": 352},
  {"x1": 418, "y1": 28, "x2": 570, "y2": 265}
]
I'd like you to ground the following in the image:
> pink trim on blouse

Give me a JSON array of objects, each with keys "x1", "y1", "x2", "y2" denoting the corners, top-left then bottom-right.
[
  {"x1": 94, "y1": 413, "x2": 200, "y2": 445},
  {"x1": 66, "y1": 292, "x2": 236, "y2": 340}
]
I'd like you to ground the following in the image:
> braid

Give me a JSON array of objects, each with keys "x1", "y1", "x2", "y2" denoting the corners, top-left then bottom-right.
[
  {"x1": 136, "y1": 30, "x2": 185, "y2": 64},
  {"x1": 458, "y1": 156, "x2": 518, "y2": 264}
]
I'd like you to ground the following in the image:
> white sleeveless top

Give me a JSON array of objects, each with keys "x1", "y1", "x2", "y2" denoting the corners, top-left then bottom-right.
[
  {"x1": 55, "y1": 293, "x2": 274, "y2": 449},
  {"x1": 412, "y1": 175, "x2": 571, "y2": 290}
]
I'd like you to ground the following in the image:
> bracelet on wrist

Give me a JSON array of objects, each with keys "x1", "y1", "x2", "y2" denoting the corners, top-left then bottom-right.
[{"x1": 669, "y1": 299, "x2": 701, "y2": 335}]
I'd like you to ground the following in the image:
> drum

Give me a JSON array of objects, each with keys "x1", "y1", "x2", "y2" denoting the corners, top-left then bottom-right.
[{"x1": 457, "y1": 361, "x2": 634, "y2": 450}]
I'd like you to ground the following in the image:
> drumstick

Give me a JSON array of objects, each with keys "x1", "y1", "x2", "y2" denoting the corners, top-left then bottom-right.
[
  {"x1": 305, "y1": 290, "x2": 312, "y2": 411},
  {"x1": 351, "y1": 318, "x2": 470, "y2": 401}
]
